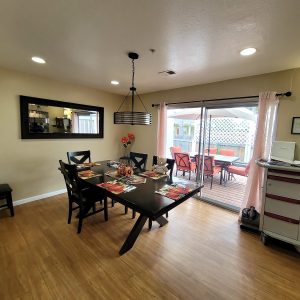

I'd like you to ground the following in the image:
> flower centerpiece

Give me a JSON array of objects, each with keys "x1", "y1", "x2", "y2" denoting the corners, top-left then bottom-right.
[
  {"x1": 121, "y1": 133, "x2": 135, "y2": 158},
  {"x1": 117, "y1": 164, "x2": 134, "y2": 177}
]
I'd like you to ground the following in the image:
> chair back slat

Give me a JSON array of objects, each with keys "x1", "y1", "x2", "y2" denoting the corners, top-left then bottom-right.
[
  {"x1": 67, "y1": 150, "x2": 91, "y2": 164},
  {"x1": 130, "y1": 152, "x2": 148, "y2": 171}
]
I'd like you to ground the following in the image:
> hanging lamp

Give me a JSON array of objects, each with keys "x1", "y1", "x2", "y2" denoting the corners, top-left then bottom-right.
[{"x1": 114, "y1": 52, "x2": 152, "y2": 125}]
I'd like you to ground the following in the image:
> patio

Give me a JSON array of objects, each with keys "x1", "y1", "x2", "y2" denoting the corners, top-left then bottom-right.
[{"x1": 175, "y1": 169, "x2": 247, "y2": 209}]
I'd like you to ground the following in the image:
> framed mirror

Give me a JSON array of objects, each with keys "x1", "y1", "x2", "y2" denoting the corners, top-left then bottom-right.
[{"x1": 20, "y1": 95, "x2": 104, "y2": 139}]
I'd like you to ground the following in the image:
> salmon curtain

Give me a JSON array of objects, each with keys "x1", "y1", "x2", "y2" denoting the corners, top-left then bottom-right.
[
  {"x1": 240, "y1": 91, "x2": 279, "y2": 215},
  {"x1": 157, "y1": 102, "x2": 167, "y2": 157}
]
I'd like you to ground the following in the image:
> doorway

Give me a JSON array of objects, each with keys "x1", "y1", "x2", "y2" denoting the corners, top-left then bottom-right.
[{"x1": 167, "y1": 102, "x2": 258, "y2": 211}]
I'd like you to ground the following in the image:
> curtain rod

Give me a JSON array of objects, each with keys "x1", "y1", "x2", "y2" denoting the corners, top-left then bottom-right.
[{"x1": 151, "y1": 91, "x2": 292, "y2": 107}]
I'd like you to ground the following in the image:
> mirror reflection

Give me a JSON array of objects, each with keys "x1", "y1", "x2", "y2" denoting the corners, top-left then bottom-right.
[
  {"x1": 28, "y1": 104, "x2": 100, "y2": 134},
  {"x1": 20, "y1": 95, "x2": 104, "y2": 139}
]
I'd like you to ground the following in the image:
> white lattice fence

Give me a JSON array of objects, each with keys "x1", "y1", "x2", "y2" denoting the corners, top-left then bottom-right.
[{"x1": 194, "y1": 118, "x2": 255, "y2": 146}]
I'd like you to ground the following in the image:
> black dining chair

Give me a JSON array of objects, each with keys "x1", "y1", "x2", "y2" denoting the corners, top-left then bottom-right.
[
  {"x1": 148, "y1": 156, "x2": 175, "y2": 230},
  {"x1": 67, "y1": 150, "x2": 91, "y2": 165},
  {"x1": 59, "y1": 160, "x2": 108, "y2": 233},
  {"x1": 125, "y1": 152, "x2": 148, "y2": 217},
  {"x1": 152, "y1": 156, "x2": 175, "y2": 181},
  {"x1": 0, "y1": 184, "x2": 14, "y2": 217},
  {"x1": 129, "y1": 152, "x2": 148, "y2": 172}
]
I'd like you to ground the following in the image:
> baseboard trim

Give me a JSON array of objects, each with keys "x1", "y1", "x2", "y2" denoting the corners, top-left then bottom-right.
[{"x1": 14, "y1": 189, "x2": 67, "y2": 207}]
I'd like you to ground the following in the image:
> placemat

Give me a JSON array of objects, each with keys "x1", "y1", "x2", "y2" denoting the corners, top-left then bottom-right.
[
  {"x1": 97, "y1": 180, "x2": 136, "y2": 194},
  {"x1": 155, "y1": 183, "x2": 193, "y2": 200}
]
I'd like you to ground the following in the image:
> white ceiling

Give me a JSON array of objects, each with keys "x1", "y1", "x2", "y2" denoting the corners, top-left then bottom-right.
[{"x1": 1, "y1": 0, "x2": 300, "y2": 95}]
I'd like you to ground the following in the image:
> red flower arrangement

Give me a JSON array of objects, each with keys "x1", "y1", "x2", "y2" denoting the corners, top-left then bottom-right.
[{"x1": 121, "y1": 133, "x2": 135, "y2": 148}]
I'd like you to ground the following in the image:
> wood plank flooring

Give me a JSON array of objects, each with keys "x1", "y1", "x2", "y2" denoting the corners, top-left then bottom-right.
[{"x1": 0, "y1": 194, "x2": 299, "y2": 300}]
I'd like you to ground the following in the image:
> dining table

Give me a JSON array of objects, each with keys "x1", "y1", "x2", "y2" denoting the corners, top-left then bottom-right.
[{"x1": 80, "y1": 160, "x2": 203, "y2": 255}]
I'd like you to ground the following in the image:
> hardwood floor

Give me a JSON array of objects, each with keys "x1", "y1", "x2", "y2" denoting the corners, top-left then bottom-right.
[{"x1": 0, "y1": 194, "x2": 299, "y2": 300}]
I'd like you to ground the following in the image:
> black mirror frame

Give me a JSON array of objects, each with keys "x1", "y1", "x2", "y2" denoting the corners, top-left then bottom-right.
[{"x1": 20, "y1": 95, "x2": 104, "y2": 139}]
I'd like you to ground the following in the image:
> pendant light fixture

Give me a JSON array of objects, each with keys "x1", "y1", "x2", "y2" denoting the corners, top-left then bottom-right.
[{"x1": 114, "y1": 52, "x2": 152, "y2": 125}]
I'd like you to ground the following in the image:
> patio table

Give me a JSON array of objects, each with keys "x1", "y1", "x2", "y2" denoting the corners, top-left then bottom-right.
[
  {"x1": 213, "y1": 155, "x2": 239, "y2": 184},
  {"x1": 190, "y1": 153, "x2": 239, "y2": 184}
]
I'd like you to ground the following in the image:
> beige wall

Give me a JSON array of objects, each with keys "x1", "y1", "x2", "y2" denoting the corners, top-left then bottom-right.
[
  {"x1": 131, "y1": 68, "x2": 300, "y2": 166},
  {"x1": 0, "y1": 68, "x2": 124, "y2": 200},
  {"x1": 2, "y1": 67, "x2": 300, "y2": 200}
]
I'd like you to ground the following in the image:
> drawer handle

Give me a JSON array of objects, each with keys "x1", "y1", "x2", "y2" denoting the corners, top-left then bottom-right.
[
  {"x1": 266, "y1": 193, "x2": 300, "y2": 204},
  {"x1": 265, "y1": 212, "x2": 299, "y2": 224},
  {"x1": 267, "y1": 175, "x2": 300, "y2": 184}
]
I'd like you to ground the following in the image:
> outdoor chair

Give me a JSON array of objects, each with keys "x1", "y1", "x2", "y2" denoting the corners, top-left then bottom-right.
[
  {"x1": 170, "y1": 146, "x2": 182, "y2": 159},
  {"x1": 59, "y1": 160, "x2": 108, "y2": 233},
  {"x1": 227, "y1": 162, "x2": 250, "y2": 180},
  {"x1": 220, "y1": 149, "x2": 235, "y2": 156},
  {"x1": 174, "y1": 153, "x2": 196, "y2": 180},
  {"x1": 195, "y1": 155, "x2": 222, "y2": 189},
  {"x1": 205, "y1": 147, "x2": 218, "y2": 155},
  {"x1": 67, "y1": 150, "x2": 91, "y2": 165}
]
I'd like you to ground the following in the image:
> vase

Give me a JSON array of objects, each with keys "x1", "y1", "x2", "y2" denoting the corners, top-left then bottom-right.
[{"x1": 122, "y1": 147, "x2": 131, "y2": 159}]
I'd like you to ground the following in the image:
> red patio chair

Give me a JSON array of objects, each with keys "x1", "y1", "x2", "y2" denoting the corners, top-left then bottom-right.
[
  {"x1": 205, "y1": 147, "x2": 217, "y2": 155},
  {"x1": 195, "y1": 155, "x2": 222, "y2": 189},
  {"x1": 174, "y1": 153, "x2": 196, "y2": 180},
  {"x1": 170, "y1": 146, "x2": 182, "y2": 159},
  {"x1": 220, "y1": 149, "x2": 235, "y2": 156},
  {"x1": 227, "y1": 162, "x2": 250, "y2": 179}
]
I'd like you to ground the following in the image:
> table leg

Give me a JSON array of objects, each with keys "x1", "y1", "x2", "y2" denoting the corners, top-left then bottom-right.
[
  {"x1": 222, "y1": 167, "x2": 228, "y2": 185},
  {"x1": 219, "y1": 168, "x2": 223, "y2": 185},
  {"x1": 220, "y1": 166, "x2": 229, "y2": 185},
  {"x1": 7, "y1": 192, "x2": 14, "y2": 217},
  {"x1": 155, "y1": 215, "x2": 169, "y2": 227},
  {"x1": 119, "y1": 215, "x2": 148, "y2": 255}
]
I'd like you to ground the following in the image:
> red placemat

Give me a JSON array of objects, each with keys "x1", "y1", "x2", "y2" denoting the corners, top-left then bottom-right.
[
  {"x1": 78, "y1": 170, "x2": 101, "y2": 179},
  {"x1": 97, "y1": 181, "x2": 136, "y2": 194},
  {"x1": 155, "y1": 184, "x2": 193, "y2": 200},
  {"x1": 139, "y1": 170, "x2": 167, "y2": 180}
]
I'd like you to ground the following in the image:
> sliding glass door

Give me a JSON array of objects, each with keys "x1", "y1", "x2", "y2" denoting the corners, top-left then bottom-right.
[{"x1": 166, "y1": 99, "x2": 258, "y2": 211}]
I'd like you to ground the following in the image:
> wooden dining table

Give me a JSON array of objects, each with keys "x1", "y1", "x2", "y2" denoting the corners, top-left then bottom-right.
[{"x1": 81, "y1": 160, "x2": 203, "y2": 255}]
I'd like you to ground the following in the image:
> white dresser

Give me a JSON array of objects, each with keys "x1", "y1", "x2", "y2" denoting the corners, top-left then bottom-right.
[{"x1": 257, "y1": 160, "x2": 300, "y2": 251}]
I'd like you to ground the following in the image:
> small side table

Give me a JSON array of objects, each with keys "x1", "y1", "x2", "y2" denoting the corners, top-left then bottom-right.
[{"x1": 0, "y1": 184, "x2": 14, "y2": 217}]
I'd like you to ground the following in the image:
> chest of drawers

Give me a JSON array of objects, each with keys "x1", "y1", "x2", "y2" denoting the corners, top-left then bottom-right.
[{"x1": 259, "y1": 164, "x2": 300, "y2": 251}]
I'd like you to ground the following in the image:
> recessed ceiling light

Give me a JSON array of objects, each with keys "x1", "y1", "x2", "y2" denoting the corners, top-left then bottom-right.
[
  {"x1": 240, "y1": 48, "x2": 256, "y2": 56},
  {"x1": 32, "y1": 56, "x2": 46, "y2": 64},
  {"x1": 111, "y1": 80, "x2": 119, "y2": 85}
]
